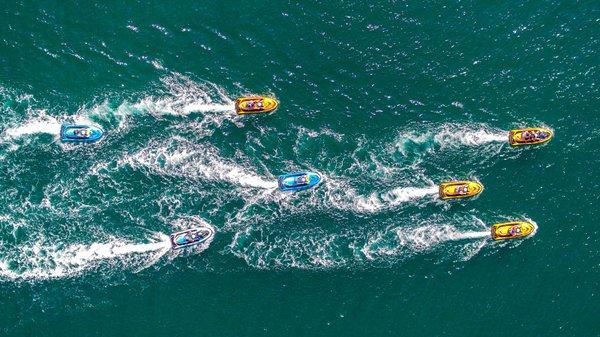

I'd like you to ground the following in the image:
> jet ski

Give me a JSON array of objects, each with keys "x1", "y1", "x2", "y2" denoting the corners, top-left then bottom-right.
[
  {"x1": 60, "y1": 124, "x2": 103, "y2": 143},
  {"x1": 170, "y1": 226, "x2": 215, "y2": 249},
  {"x1": 439, "y1": 181, "x2": 483, "y2": 200},
  {"x1": 491, "y1": 221, "x2": 536, "y2": 241},
  {"x1": 278, "y1": 171, "x2": 321, "y2": 192},
  {"x1": 235, "y1": 96, "x2": 278, "y2": 115},
  {"x1": 509, "y1": 127, "x2": 553, "y2": 146}
]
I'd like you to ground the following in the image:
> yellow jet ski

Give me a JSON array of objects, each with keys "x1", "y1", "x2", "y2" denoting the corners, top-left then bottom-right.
[
  {"x1": 439, "y1": 181, "x2": 483, "y2": 200},
  {"x1": 491, "y1": 221, "x2": 536, "y2": 240},
  {"x1": 509, "y1": 127, "x2": 553, "y2": 146},
  {"x1": 235, "y1": 96, "x2": 279, "y2": 115}
]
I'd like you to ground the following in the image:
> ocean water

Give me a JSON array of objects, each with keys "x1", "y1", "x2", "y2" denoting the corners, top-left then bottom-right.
[{"x1": 1, "y1": 1, "x2": 598, "y2": 336}]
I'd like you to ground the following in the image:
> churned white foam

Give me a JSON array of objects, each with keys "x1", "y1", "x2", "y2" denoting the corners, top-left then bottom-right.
[
  {"x1": 182, "y1": 102, "x2": 234, "y2": 114},
  {"x1": 397, "y1": 225, "x2": 490, "y2": 248},
  {"x1": 235, "y1": 176, "x2": 438, "y2": 223},
  {"x1": 355, "y1": 186, "x2": 438, "y2": 212},
  {"x1": 134, "y1": 94, "x2": 216, "y2": 116},
  {"x1": 0, "y1": 233, "x2": 171, "y2": 281},
  {"x1": 213, "y1": 164, "x2": 277, "y2": 189},
  {"x1": 2, "y1": 74, "x2": 236, "y2": 141},
  {"x1": 452, "y1": 231, "x2": 490, "y2": 240},
  {"x1": 121, "y1": 138, "x2": 277, "y2": 190},
  {"x1": 78, "y1": 99, "x2": 134, "y2": 130},
  {"x1": 433, "y1": 124, "x2": 507, "y2": 147},
  {"x1": 1, "y1": 74, "x2": 235, "y2": 151},
  {"x1": 67, "y1": 112, "x2": 98, "y2": 129},
  {"x1": 394, "y1": 225, "x2": 458, "y2": 251},
  {"x1": 133, "y1": 74, "x2": 234, "y2": 117},
  {"x1": 3, "y1": 114, "x2": 61, "y2": 138},
  {"x1": 362, "y1": 218, "x2": 490, "y2": 261},
  {"x1": 230, "y1": 215, "x2": 494, "y2": 270},
  {"x1": 392, "y1": 123, "x2": 507, "y2": 155},
  {"x1": 229, "y1": 227, "x2": 350, "y2": 270},
  {"x1": 316, "y1": 177, "x2": 437, "y2": 213},
  {"x1": 170, "y1": 215, "x2": 214, "y2": 232}
]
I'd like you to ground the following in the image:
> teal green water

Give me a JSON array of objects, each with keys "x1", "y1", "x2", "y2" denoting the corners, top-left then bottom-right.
[{"x1": 1, "y1": 1, "x2": 599, "y2": 336}]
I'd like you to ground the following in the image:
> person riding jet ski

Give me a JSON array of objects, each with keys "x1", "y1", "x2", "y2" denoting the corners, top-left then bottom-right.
[
  {"x1": 523, "y1": 130, "x2": 548, "y2": 142},
  {"x1": 508, "y1": 226, "x2": 522, "y2": 236},
  {"x1": 454, "y1": 185, "x2": 469, "y2": 195},
  {"x1": 536, "y1": 130, "x2": 549, "y2": 140},
  {"x1": 295, "y1": 175, "x2": 309, "y2": 186},
  {"x1": 74, "y1": 128, "x2": 91, "y2": 138}
]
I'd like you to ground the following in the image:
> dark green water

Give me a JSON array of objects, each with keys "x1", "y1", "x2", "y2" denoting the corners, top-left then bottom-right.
[{"x1": 1, "y1": 1, "x2": 599, "y2": 336}]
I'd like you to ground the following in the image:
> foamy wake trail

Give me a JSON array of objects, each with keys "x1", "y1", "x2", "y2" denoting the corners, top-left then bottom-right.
[
  {"x1": 397, "y1": 223, "x2": 492, "y2": 245},
  {"x1": 2, "y1": 74, "x2": 235, "y2": 143},
  {"x1": 433, "y1": 125, "x2": 507, "y2": 147},
  {"x1": 309, "y1": 178, "x2": 438, "y2": 213},
  {"x1": 134, "y1": 97, "x2": 234, "y2": 116},
  {"x1": 121, "y1": 137, "x2": 277, "y2": 189},
  {"x1": 232, "y1": 181, "x2": 439, "y2": 225},
  {"x1": 365, "y1": 225, "x2": 476, "y2": 258},
  {"x1": 354, "y1": 186, "x2": 438, "y2": 212},
  {"x1": 183, "y1": 102, "x2": 234, "y2": 114},
  {"x1": 393, "y1": 124, "x2": 507, "y2": 155},
  {"x1": 133, "y1": 74, "x2": 234, "y2": 117},
  {"x1": 451, "y1": 231, "x2": 490, "y2": 240},
  {"x1": 365, "y1": 223, "x2": 490, "y2": 262},
  {"x1": 2, "y1": 115, "x2": 61, "y2": 139},
  {"x1": 0, "y1": 234, "x2": 171, "y2": 280},
  {"x1": 230, "y1": 222, "x2": 490, "y2": 269}
]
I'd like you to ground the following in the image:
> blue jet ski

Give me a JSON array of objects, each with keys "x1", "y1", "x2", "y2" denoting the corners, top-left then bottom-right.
[
  {"x1": 60, "y1": 124, "x2": 103, "y2": 143},
  {"x1": 170, "y1": 226, "x2": 215, "y2": 249},
  {"x1": 278, "y1": 171, "x2": 322, "y2": 192}
]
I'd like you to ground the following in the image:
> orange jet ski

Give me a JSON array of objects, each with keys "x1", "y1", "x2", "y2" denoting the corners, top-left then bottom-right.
[
  {"x1": 509, "y1": 127, "x2": 553, "y2": 146},
  {"x1": 439, "y1": 181, "x2": 484, "y2": 200},
  {"x1": 491, "y1": 221, "x2": 536, "y2": 240},
  {"x1": 235, "y1": 96, "x2": 279, "y2": 115}
]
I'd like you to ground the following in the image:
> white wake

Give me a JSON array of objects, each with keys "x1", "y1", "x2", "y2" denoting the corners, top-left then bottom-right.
[{"x1": 0, "y1": 234, "x2": 171, "y2": 281}]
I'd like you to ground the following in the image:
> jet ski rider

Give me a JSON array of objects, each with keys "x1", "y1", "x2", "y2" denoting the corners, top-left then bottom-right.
[
  {"x1": 523, "y1": 131, "x2": 534, "y2": 141},
  {"x1": 246, "y1": 100, "x2": 263, "y2": 110},
  {"x1": 509, "y1": 226, "x2": 522, "y2": 236},
  {"x1": 455, "y1": 185, "x2": 468, "y2": 195},
  {"x1": 186, "y1": 233, "x2": 196, "y2": 243},
  {"x1": 523, "y1": 130, "x2": 546, "y2": 142},
  {"x1": 74, "y1": 128, "x2": 91, "y2": 138}
]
